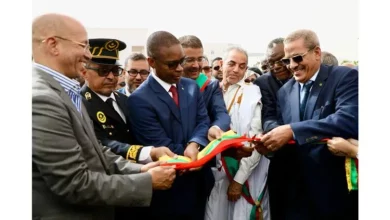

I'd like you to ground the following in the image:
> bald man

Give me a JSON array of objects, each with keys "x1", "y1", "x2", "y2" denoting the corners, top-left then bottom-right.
[{"x1": 32, "y1": 13, "x2": 176, "y2": 220}]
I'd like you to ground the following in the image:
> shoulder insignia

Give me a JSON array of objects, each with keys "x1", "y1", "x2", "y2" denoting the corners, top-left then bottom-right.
[{"x1": 85, "y1": 92, "x2": 92, "y2": 100}]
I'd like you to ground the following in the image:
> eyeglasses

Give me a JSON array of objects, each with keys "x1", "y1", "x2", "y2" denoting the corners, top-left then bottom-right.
[
  {"x1": 281, "y1": 48, "x2": 315, "y2": 66},
  {"x1": 183, "y1": 56, "x2": 206, "y2": 65},
  {"x1": 85, "y1": 65, "x2": 123, "y2": 77},
  {"x1": 125, "y1": 69, "x2": 150, "y2": 77},
  {"x1": 154, "y1": 57, "x2": 186, "y2": 70},
  {"x1": 260, "y1": 64, "x2": 268, "y2": 71},
  {"x1": 42, "y1": 36, "x2": 90, "y2": 52},
  {"x1": 202, "y1": 66, "x2": 211, "y2": 72},
  {"x1": 267, "y1": 60, "x2": 285, "y2": 69},
  {"x1": 213, "y1": 66, "x2": 221, "y2": 71}
]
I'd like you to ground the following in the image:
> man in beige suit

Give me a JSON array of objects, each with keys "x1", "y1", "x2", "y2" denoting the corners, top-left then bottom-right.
[{"x1": 32, "y1": 13, "x2": 176, "y2": 220}]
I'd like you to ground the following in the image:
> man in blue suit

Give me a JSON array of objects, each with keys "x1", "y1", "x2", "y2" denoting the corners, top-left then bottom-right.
[
  {"x1": 126, "y1": 31, "x2": 212, "y2": 220},
  {"x1": 257, "y1": 29, "x2": 358, "y2": 220},
  {"x1": 178, "y1": 35, "x2": 230, "y2": 141}
]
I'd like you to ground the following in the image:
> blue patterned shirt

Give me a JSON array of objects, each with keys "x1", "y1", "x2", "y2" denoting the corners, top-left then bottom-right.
[{"x1": 34, "y1": 63, "x2": 82, "y2": 113}]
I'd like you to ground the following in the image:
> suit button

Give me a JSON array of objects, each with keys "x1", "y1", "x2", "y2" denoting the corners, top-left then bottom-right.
[{"x1": 109, "y1": 132, "x2": 112, "y2": 136}]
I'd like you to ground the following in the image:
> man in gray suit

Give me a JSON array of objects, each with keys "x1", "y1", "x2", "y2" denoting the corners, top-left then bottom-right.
[{"x1": 32, "y1": 13, "x2": 176, "y2": 220}]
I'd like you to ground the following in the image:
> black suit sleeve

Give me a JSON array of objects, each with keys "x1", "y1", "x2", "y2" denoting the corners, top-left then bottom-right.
[{"x1": 254, "y1": 76, "x2": 279, "y2": 132}]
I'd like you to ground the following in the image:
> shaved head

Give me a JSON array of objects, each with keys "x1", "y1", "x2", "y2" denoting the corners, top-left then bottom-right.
[
  {"x1": 32, "y1": 13, "x2": 91, "y2": 78},
  {"x1": 32, "y1": 13, "x2": 83, "y2": 46},
  {"x1": 146, "y1": 31, "x2": 180, "y2": 58}
]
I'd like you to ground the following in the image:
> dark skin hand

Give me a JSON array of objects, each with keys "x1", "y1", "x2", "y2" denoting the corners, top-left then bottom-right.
[{"x1": 227, "y1": 180, "x2": 243, "y2": 201}]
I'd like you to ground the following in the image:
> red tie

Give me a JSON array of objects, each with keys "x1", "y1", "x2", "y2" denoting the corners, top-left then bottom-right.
[{"x1": 169, "y1": 85, "x2": 179, "y2": 107}]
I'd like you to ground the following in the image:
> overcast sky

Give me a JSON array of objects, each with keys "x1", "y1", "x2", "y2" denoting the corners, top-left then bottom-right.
[{"x1": 32, "y1": 0, "x2": 358, "y2": 61}]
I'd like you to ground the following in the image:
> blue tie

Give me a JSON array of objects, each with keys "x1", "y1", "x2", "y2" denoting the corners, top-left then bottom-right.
[{"x1": 300, "y1": 80, "x2": 314, "y2": 120}]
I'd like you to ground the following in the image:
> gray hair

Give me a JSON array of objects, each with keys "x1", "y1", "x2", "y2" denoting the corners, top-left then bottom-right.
[
  {"x1": 223, "y1": 46, "x2": 248, "y2": 63},
  {"x1": 321, "y1": 51, "x2": 339, "y2": 66},
  {"x1": 284, "y1": 29, "x2": 320, "y2": 50},
  {"x1": 124, "y1": 52, "x2": 147, "y2": 68}
]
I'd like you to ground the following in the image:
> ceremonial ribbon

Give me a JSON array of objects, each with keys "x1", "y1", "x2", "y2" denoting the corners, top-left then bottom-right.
[
  {"x1": 345, "y1": 157, "x2": 359, "y2": 191},
  {"x1": 159, "y1": 130, "x2": 330, "y2": 170},
  {"x1": 195, "y1": 73, "x2": 211, "y2": 92}
]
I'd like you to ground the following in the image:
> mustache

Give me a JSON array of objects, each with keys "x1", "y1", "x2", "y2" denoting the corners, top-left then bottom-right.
[{"x1": 187, "y1": 67, "x2": 201, "y2": 72}]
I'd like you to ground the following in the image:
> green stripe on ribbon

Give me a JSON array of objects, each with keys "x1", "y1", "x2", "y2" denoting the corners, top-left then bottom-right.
[
  {"x1": 350, "y1": 158, "x2": 358, "y2": 190},
  {"x1": 204, "y1": 134, "x2": 241, "y2": 155},
  {"x1": 195, "y1": 73, "x2": 208, "y2": 89}
]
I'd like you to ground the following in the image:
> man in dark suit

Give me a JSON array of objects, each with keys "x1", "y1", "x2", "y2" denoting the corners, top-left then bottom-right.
[
  {"x1": 257, "y1": 29, "x2": 358, "y2": 220},
  {"x1": 253, "y1": 38, "x2": 294, "y2": 220},
  {"x1": 178, "y1": 35, "x2": 230, "y2": 141},
  {"x1": 127, "y1": 31, "x2": 213, "y2": 220},
  {"x1": 80, "y1": 38, "x2": 175, "y2": 165},
  {"x1": 253, "y1": 37, "x2": 292, "y2": 133}
]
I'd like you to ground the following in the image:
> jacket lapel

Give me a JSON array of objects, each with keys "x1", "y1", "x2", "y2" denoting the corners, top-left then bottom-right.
[
  {"x1": 290, "y1": 80, "x2": 301, "y2": 122},
  {"x1": 304, "y1": 65, "x2": 329, "y2": 120},
  {"x1": 114, "y1": 92, "x2": 130, "y2": 122},
  {"x1": 34, "y1": 68, "x2": 110, "y2": 172},
  {"x1": 177, "y1": 81, "x2": 188, "y2": 139},
  {"x1": 148, "y1": 76, "x2": 181, "y2": 122}
]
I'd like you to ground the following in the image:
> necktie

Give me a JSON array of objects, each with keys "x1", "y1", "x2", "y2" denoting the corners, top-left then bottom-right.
[
  {"x1": 300, "y1": 80, "x2": 314, "y2": 120},
  {"x1": 106, "y1": 98, "x2": 116, "y2": 111},
  {"x1": 169, "y1": 85, "x2": 179, "y2": 107}
]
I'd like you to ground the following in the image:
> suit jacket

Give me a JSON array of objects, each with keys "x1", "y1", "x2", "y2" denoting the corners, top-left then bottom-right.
[
  {"x1": 276, "y1": 65, "x2": 358, "y2": 219},
  {"x1": 253, "y1": 72, "x2": 287, "y2": 133},
  {"x1": 127, "y1": 75, "x2": 211, "y2": 216},
  {"x1": 80, "y1": 85, "x2": 136, "y2": 160},
  {"x1": 202, "y1": 79, "x2": 230, "y2": 131},
  {"x1": 32, "y1": 67, "x2": 152, "y2": 220}
]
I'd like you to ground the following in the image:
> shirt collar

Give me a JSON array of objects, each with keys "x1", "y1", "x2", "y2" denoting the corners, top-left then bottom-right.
[
  {"x1": 299, "y1": 67, "x2": 320, "y2": 90},
  {"x1": 92, "y1": 89, "x2": 116, "y2": 102},
  {"x1": 151, "y1": 71, "x2": 176, "y2": 93},
  {"x1": 33, "y1": 62, "x2": 80, "y2": 94}
]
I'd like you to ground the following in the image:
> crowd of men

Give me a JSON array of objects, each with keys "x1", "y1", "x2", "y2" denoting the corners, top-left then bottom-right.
[{"x1": 32, "y1": 13, "x2": 359, "y2": 220}]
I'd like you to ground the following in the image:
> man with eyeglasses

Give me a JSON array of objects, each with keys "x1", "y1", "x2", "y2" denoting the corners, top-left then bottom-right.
[
  {"x1": 117, "y1": 53, "x2": 150, "y2": 96},
  {"x1": 201, "y1": 56, "x2": 212, "y2": 79},
  {"x1": 32, "y1": 14, "x2": 176, "y2": 220},
  {"x1": 211, "y1": 57, "x2": 223, "y2": 82},
  {"x1": 80, "y1": 38, "x2": 175, "y2": 166},
  {"x1": 253, "y1": 38, "x2": 293, "y2": 133},
  {"x1": 255, "y1": 29, "x2": 358, "y2": 220},
  {"x1": 178, "y1": 35, "x2": 230, "y2": 143}
]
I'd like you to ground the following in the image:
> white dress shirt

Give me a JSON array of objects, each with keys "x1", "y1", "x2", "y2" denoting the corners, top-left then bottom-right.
[
  {"x1": 151, "y1": 71, "x2": 176, "y2": 97},
  {"x1": 299, "y1": 68, "x2": 320, "y2": 103}
]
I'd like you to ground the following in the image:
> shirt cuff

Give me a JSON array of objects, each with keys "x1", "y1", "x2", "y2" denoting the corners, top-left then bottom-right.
[
  {"x1": 211, "y1": 125, "x2": 221, "y2": 130},
  {"x1": 138, "y1": 146, "x2": 153, "y2": 164},
  {"x1": 233, "y1": 171, "x2": 247, "y2": 185}
]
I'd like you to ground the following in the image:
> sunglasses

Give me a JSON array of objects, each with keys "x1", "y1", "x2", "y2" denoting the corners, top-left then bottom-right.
[
  {"x1": 85, "y1": 65, "x2": 123, "y2": 77},
  {"x1": 281, "y1": 48, "x2": 315, "y2": 66},
  {"x1": 202, "y1": 66, "x2": 211, "y2": 71},
  {"x1": 213, "y1": 66, "x2": 221, "y2": 71},
  {"x1": 125, "y1": 69, "x2": 150, "y2": 77},
  {"x1": 155, "y1": 57, "x2": 186, "y2": 70}
]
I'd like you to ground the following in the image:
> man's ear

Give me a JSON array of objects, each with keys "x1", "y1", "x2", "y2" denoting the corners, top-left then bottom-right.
[
  {"x1": 80, "y1": 67, "x2": 88, "y2": 80},
  {"x1": 147, "y1": 57, "x2": 156, "y2": 69}
]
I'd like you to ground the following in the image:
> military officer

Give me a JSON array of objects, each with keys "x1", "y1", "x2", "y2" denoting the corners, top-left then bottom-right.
[{"x1": 80, "y1": 38, "x2": 175, "y2": 164}]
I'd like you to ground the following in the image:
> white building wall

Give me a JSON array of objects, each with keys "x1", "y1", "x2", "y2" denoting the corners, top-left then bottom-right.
[{"x1": 86, "y1": 28, "x2": 265, "y2": 66}]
